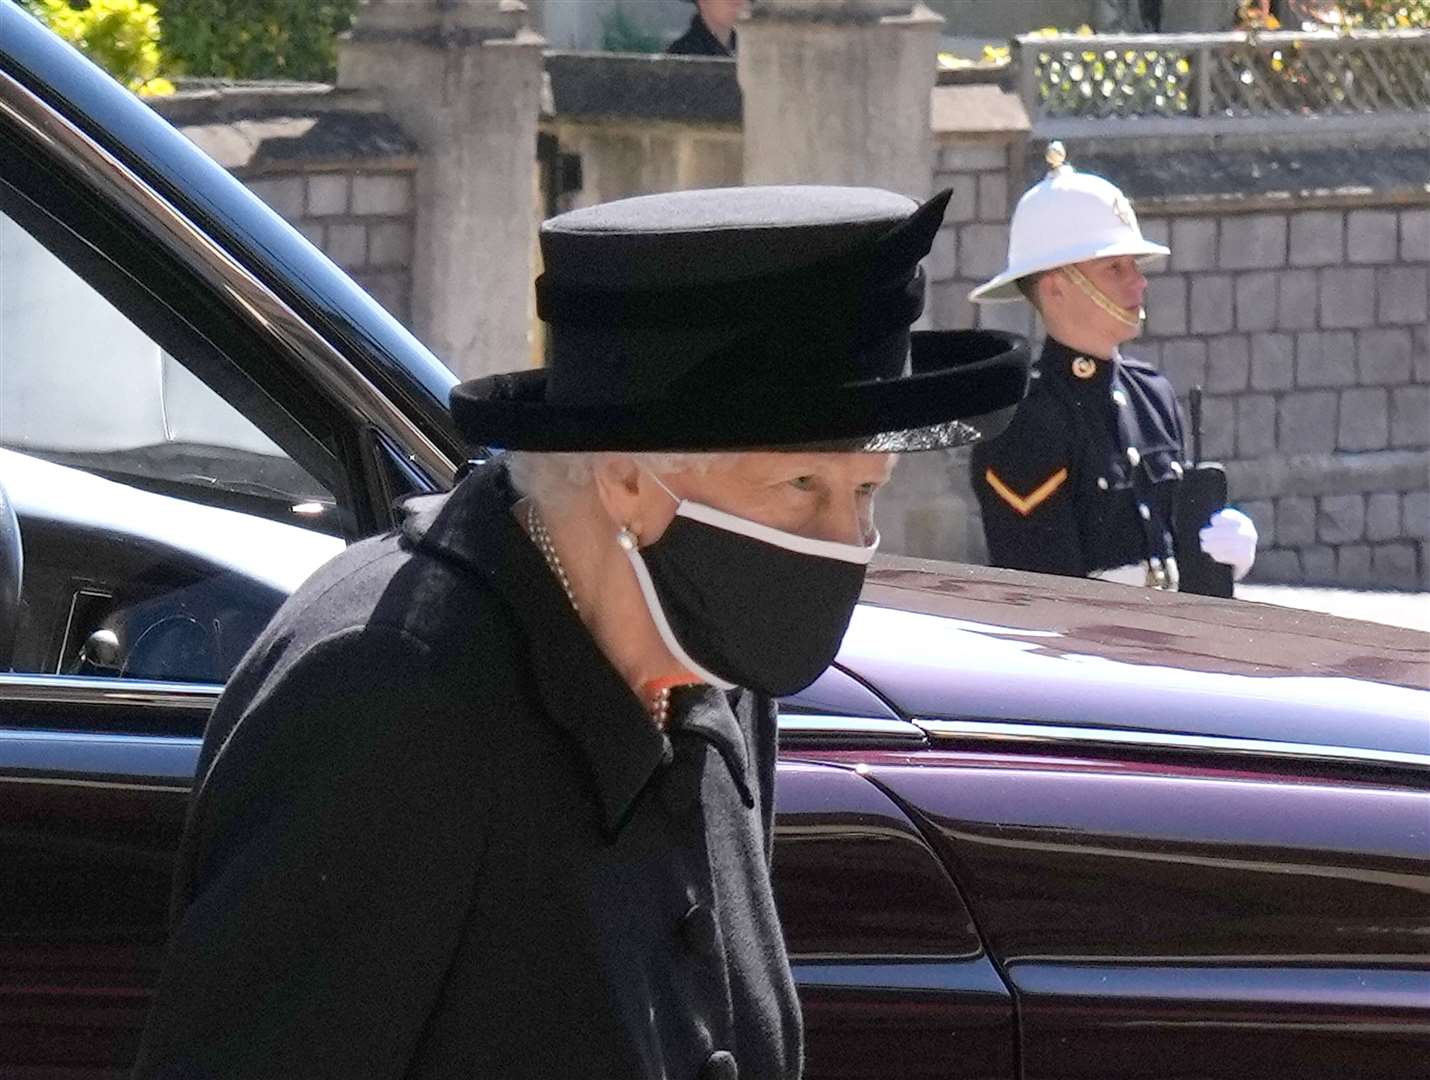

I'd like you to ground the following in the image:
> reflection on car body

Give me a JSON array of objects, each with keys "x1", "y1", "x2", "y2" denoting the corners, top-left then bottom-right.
[{"x1": 1, "y1": 7, "x2": 1427, "y2": 1078}]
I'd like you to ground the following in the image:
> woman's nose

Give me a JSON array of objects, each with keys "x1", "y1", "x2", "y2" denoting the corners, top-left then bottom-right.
[{"x1": 815, "y1": 496, "x2": 874, "y2": 547}]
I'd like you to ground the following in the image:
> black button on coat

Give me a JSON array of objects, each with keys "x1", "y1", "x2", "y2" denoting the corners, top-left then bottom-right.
[
  {"x1": 971, "y1": 336, "x2": 1187, "y2": 578},
  {"x1": 134, "y1": 462, "x2": 803, "y2": 1080}
]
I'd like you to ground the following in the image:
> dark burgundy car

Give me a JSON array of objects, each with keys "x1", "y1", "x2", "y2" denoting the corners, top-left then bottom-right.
[{"x1": 2, "y1": 10, "x2": 1427, "y2": 1078}]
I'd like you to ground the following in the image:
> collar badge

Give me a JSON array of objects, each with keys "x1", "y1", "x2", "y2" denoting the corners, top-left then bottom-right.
[{"x1": 1072, "y1": 356, "x2": 1098, "y2": 380}]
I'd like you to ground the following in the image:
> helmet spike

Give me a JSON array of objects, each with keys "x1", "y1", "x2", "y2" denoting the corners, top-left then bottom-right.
[{"x1": 1045, "y1": 141, "x2": 1069, "y2": 175}]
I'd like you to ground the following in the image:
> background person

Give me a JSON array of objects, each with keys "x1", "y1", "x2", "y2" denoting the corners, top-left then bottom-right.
[
  {"x1": 967, "y1": 143, "x2": 1257, "y2": 591},
  {"x1": 667, "y1": 0, "x2": 748, "y2": 56},
  {"x1": 134, "y1": 184, "x2": 1029, "y2": 1080}
]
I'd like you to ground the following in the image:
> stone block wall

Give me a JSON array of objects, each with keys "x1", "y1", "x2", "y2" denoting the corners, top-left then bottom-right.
[
  {"x1": 543, "y1": 121, "x2": 742, "y2": 211},
  {"x1": 245, "y1": 168, "x2": 417, "y2": 326},
  {"x1": 1130, "y1": 204, "x2": 1430, "y2": 589},
  {"x1": 153, "y1": 91, "x2": 420, "y2": 329},
  {"x1": 926, "y1": 141, "x2": 1028, "y2": 338}
]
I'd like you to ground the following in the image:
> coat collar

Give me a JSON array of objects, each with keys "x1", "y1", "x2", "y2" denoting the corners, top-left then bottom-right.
[
  {"x1": 1037, "y1": 337, "x2": 1180, "y2": 454},
  {"x1": 1039, "y1": 336, "x2": 1112, "y2": 386},
  {"x1": 398, "y1": 461, "x2": 754, "y2": 835},
  {"x1": 1039, "y1": 336, "x2": 1156, "y2": 382},
  {"x1": 672, "y1": 685, "x2": 754, "y2": 809}
]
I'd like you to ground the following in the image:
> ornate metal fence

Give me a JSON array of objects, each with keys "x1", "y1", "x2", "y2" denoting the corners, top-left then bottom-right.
[{"x1": 1017, "y1": 29, "x2": 1430, "y2": 128}]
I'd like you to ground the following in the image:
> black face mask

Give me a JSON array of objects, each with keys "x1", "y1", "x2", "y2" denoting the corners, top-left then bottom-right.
[{"x1": 621, "y1": 490, "x2": 878, "y2": 697}]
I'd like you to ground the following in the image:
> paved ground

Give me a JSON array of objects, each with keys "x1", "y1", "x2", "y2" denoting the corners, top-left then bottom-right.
[{"x1": 1238, "y1": 584, "x2": 1430, "y2": 634}]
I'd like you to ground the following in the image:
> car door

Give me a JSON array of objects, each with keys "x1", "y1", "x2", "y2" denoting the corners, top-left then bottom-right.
[
  {"x1": 775, "y1": 670, "x2": 1018, "y2": 1080},
  {"x1": 855, "y1": 735, "x2": 1430, "y2": 1079},
  {"x1": 0, "y1": 68, "x2": 452, "y2": 1076},
  {"x1": 828, "y1": 581, "x2": 1430, "y2": 1078}
]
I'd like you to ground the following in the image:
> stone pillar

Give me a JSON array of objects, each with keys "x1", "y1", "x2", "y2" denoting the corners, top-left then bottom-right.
[
  {"x1": 338, "y1": 1, "x2": 545, "y2": 381},
  {"x1": 739, "y1": 0, "x2": 944, "y2": 198}
]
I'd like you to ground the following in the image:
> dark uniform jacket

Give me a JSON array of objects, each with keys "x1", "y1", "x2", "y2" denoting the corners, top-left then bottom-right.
[
  {"x1": 134, "y1": 462, "x2": 802, "y2": 1080},
  {"x1": 667, "y1": 13, "x2": 736, "y2": 56},
  {"x1": 971, "y1": 337, "x2": 1187, "y2": 580}
]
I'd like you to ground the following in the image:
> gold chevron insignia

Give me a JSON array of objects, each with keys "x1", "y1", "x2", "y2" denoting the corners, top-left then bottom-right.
[{"x1": 985, "y1": 467, "x2": 1068, "y2": 516}]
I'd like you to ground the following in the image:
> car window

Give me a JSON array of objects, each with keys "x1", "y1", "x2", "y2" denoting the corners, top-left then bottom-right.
[{"x1": 0, "y1": 208, "x2": 347, "y2": 684}]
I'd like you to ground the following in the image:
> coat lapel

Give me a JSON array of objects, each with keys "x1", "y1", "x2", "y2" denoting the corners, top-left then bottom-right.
[{"x1": 400, "y1": 463, "x2": 672, "y2": 838}]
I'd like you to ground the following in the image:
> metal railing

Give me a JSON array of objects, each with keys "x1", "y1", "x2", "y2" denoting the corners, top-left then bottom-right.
[{"x1": 1016, "y1": 29, "x2": 1430, "y2": 134}]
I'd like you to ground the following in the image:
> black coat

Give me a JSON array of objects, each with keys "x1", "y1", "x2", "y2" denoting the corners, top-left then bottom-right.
[
  {"x1": 134, "y1": 462, "x2": 802, "y2": 1080},
  {"x1": 971, "y1": 337, "x2": 1187, "y2": 579},
  {"x1": 667, "y1": 13, "x2": 735, "y2": 57}
]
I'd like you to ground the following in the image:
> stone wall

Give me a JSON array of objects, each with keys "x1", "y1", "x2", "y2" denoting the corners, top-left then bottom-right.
[
  {"x1": 246, "y1": 168, "x2": 416, "y2": 325},
  {"x1": 152, "y1": 89, "x2": 418, "y2": 326},
  {"x1": 541, "y1": 52, "x2": 742, "y2": 211},
  {"x1": 543, "y1": 120, "x2": 742, "y2": 209},
  {"x1": 1130, "y1": 202, "x2": 1430, "y2": 589}
]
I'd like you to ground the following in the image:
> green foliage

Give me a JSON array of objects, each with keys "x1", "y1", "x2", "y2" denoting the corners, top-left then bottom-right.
[
  {"x1": 153, "y1": 0, "x2": 361, "y2": 81},
  {"x1": 599, "y1": 5, "x2": 663, "y2": 54},
  {"x1": 1333, "y1": 0, "x2": 1430, "y2": 27},
  {"x1": 20, "y1": 0, "x2": 173, "y2": 94}
]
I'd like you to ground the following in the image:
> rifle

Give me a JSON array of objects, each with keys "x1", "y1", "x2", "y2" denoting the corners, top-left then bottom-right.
[{"x1": 1173, "y1": 386, "x2": 1235, "y2": 598}]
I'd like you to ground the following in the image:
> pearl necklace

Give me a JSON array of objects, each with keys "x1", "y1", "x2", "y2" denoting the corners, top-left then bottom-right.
[{"x1": 525, "y1": 502, "x2": 671, "y2": 730}]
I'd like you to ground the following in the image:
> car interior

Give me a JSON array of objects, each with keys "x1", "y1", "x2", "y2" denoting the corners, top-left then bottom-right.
[{"x1": 0, "y1": 155, "x2": 353, "y2": 690}]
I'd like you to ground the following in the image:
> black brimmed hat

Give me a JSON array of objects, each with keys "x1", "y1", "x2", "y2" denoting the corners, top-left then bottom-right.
[{"x1": 450, "y1": 185, "x2": 1030, "y2": 452}]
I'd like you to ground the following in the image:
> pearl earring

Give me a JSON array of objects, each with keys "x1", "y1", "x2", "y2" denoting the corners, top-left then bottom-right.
[{"x1": 617, "y1": 526, "x2": 639, "y2": 552}]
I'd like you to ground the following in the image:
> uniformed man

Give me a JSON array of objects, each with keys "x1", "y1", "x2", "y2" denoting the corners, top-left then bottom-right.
[
  {"x1": 967, "y1": 143, "x2": 1257, "y2": 590},
  {"x1": 667, "y1": 0, "x2": 747, "y2": 57}
]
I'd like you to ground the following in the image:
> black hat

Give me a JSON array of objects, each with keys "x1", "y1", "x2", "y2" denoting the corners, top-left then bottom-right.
[{"x1": 450, "y1": 185, "x2": 1030, "y2": 452}]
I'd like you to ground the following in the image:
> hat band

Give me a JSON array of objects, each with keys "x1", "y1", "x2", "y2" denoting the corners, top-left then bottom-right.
[
  {"x1": 546, "y1": 320, "x2": 916, "y2": 406},
  {"x1": 536, "y1": 186, "x2": 953, "y2": 333}
]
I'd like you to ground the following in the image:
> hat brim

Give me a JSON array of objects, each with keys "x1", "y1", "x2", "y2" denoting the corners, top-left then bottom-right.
[
  {"x1": 969, "y1": 237, "x2": 1170, "y2": 303},
  {"x1": 450, "y1": 329, "x2": 1030, "y2": 453}
]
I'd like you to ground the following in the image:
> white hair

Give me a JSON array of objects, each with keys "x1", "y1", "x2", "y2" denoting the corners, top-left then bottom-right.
[{"x1": 505, "y1": 451, "x2": 732, "y2": 511}]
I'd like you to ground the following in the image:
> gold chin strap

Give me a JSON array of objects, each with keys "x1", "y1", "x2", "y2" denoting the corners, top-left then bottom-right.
[{"x1": 1061, "y1": 263, "x2": 1143, "y2": 329}]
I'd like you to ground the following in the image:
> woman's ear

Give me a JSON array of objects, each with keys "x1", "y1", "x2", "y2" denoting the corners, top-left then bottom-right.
[{"x1": 590, "y1": 455, "x2": 644, "y2": 529}]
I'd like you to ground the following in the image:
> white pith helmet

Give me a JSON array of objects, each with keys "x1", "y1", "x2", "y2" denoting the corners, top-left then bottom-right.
[{"x1": 969, "y1": 142, "x2": 1169, "y2": 303}]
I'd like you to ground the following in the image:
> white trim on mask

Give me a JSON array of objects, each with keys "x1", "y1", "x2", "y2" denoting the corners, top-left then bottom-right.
[
  {"x1": 673, "y1": 501, "x2": 879, "y2": 564},
  {"x1": 645, "y1": 471, "x2": 880, "y2": 565},
  {"x1": 622, "y1": 544, "x2": 737, "y2": 691}
]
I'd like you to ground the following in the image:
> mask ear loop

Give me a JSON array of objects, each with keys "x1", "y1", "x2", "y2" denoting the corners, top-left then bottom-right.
[
  {"x1": 1061, "y1": 263, "x2": 1143, "y2": 328},
  {"x1": 644, "y1": 468, "x2": 681, "y2": 506},
  {"x1": 617, "y1": 522, "x2": 737, "y2": 691}
]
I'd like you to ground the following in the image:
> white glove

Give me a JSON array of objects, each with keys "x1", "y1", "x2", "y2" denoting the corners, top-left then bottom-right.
[{"x1": 1199, "y1": 507, "x2": 1257, "y2": 581}]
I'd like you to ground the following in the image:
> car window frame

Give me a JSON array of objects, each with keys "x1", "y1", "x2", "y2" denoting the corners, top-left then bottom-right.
[
  {"x1": 0, "y1": 179, "x2": 352, "y2": 532},
  {"x1": 0, "y1": 68, "x2": 456, "y2": 515},
  {"x1": 0, "y1": 68, "x2": 455, "y2": 723}
]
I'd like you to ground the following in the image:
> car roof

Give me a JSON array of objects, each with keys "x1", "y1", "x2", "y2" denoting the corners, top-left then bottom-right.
[
  {"x1": 0, "y1": 6, "x2": 464, "y2": 467},
  {"x1": 838, "y1": 557, "x2": 1430, "y2": 759}
]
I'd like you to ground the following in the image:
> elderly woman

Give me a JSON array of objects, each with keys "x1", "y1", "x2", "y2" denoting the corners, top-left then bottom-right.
[{"x1": 135, "y1": 186, "x2": 1027, "y2": 1080}]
